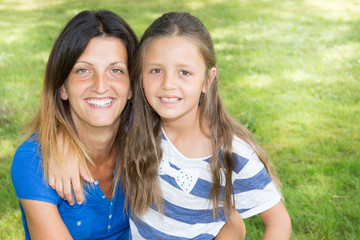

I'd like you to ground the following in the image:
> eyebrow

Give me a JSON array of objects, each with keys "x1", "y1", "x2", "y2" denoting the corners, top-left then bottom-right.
[
  {"x1": 144, "y1": 63, "x2": 193, "y2": 68},
  {"x1": 75, "y1": 61, "x2": 127, "y2": 66}
]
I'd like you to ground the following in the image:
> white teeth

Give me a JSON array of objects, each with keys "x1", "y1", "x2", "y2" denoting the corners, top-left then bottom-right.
[
  {"x1": 86, "y1": 98, "x2": 113, "y2": 107},
  {"x1": 160, "y1": 97, "x2": 180, "y2": 103}
]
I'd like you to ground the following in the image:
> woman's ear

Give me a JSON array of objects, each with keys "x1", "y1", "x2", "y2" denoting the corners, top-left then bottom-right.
[
  {"x1": 202, "y1": 67, "x2": 217, "y2": 93},
  {"x1": 60, "y1": 84, "x2": 69, "y2": 100},
  {"x1": 127, "y1": 89, "x2": 132, "y2": 100}
]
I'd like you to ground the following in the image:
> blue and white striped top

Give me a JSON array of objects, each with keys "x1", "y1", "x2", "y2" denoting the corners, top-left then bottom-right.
[{"x1": 130, "y1": 129, "x2": 281, "y2": 239}]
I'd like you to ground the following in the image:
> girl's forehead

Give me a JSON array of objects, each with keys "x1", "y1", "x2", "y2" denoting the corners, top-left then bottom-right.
[
  {"x1": 144, "y1": 36, "x2": 202, "y2": 60},
  {"x1": 149, "y1": 35, "x2": 198, "y2": 47}
]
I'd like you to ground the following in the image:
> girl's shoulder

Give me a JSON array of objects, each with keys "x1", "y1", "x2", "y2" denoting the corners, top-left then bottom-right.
[
  {"x1": 230, "y1": 135, "x2": 265, "y2": 175},
  {"x1": 231, "y1": 135, "x2": 256, "y2": 159}
]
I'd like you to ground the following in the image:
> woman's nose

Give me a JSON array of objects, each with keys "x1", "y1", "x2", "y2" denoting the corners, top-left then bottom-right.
[{"x1": 92, "y1": 73, "x2": 109, "y2": 93}]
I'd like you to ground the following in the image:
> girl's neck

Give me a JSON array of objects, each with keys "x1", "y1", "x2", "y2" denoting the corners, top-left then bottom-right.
[
  {"x1": 161, "y1": 108, "x2": 203, "y2": 135},
  {"x1": 162, "y1": 114, "x2": 213, "y2": 158}
]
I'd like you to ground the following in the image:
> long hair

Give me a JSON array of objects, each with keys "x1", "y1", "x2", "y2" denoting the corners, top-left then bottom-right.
[
  {"x1": 121, "y1": 11, "x2": 279, "y2": 217},
  {"x1": 26, "y1": 10, "x2": 138, "y2": 184}
]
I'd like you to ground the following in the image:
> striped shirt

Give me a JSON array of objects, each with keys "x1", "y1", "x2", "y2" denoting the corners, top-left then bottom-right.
[{"x1": 130, "y1": 129, "x2": 281, "y2": 239}]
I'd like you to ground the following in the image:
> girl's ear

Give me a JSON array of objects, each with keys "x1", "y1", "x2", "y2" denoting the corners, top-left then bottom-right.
[
  {"x1": 60, "y1": 84, "x2": 69, "y2": 100},
  {"x1": 202, "y1": 67, "x2": 217, "y2": 93}
]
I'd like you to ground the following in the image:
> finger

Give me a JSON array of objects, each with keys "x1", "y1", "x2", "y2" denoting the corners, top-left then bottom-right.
[
  {"x1": 48, "y1": 174, "x2": 55, "y2": 190},
  {"x1": 71, "y1": 175, "x2": 84, "y2": 205},
  {"x1": 63, "y1": 178, "x2": 74, "y2": 206},
  {"x1": 79, "y1": 164, "x2": 93, "y2": 183},
  {"x1": 55, "y1": 179, "x2": 65, "y2": 200}
]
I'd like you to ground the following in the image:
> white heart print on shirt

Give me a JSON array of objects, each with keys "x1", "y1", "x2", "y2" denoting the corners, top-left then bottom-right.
[{"x1": 159, "y1": 158, "x2": 198, "y2": 194}]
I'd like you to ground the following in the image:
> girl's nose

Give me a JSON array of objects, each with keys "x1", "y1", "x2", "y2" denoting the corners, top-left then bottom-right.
[{"x1": 161, "y1": 72, "x2": 176, "y2": 90}]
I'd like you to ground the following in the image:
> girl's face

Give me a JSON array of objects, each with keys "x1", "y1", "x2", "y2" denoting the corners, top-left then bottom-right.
[
  {"x1": 142, "y1": 36, "x2": 213, "y2": 125},
  {"x1": 60, "y1": 37, "x2": 131, "y2": 132}
]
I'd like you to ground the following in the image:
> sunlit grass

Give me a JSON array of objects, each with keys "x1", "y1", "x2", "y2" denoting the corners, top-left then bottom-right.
[{"x1": 1, "y1": 0, "x2": 359, "y2": 239}]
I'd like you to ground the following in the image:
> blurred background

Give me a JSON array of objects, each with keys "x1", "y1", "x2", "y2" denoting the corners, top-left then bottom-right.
[{"x1": 1, "y1": 0, "x2": 359, "y2": 239}]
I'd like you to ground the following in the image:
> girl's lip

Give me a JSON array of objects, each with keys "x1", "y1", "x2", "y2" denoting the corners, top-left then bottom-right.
[
  {"x1": 159, "y1": 97, "x2": 182, "y2": 103},
  {"x1": 84, "y1": 97, "x2": 115, "y2": 108}
]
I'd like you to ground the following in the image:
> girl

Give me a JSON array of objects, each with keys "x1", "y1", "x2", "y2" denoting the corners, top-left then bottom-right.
[
  {"x1": 11, "y1": 10, "x2": 138, "y2": 239},
  {"x1": 121, "y1": 11, "x2": 291, "y2": 239}
]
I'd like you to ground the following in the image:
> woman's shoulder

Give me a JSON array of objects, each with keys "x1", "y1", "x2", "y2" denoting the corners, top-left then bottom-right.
[
  {"x1": 11, "y1": 134, "x2": 60, "y2": 204},
  {"x1": 12, "y1": 134, "x2": 42, "y2": 181},
  {"x1": 15, "y1": 134, "x2": 39, "y2": 154}
]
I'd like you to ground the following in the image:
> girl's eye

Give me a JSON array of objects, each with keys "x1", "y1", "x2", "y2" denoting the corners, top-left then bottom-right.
[
  {"x1": 111, "y1": 69, "x2": 124, "y2": 74},
  {"x1": 180, "y1": 70, "x2": 190, "y2": 76},
  {"x1": 150, "y1": 69, "x2": 161, "y2": 74},
  {"x1": 76, "y1": 68, "x2": 89, "y2": 74}
]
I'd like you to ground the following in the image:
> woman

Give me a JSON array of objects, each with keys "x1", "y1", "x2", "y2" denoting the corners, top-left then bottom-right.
[{"x1": 11, "y1": 10, "x2": 138, "y2": 239}]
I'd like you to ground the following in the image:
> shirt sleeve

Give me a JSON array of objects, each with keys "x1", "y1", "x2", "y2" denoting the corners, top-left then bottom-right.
[
  {"x1": 232, "y1": 147, "x2": 281, "y2": 219},
  {"x1": 11, "y1": 138, "x2": 61, "y2": 206}
]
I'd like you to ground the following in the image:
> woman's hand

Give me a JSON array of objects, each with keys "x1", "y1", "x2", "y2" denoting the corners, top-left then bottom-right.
[
  {"x1": 215, "y1": 210, "x2": 246, "y2": 240},
  {"x1": 259, "y1": 201, "x2": 292, "y2": 240},
  {"x1": 48, "y1": 133, "x2": 93, "y2": 205}
]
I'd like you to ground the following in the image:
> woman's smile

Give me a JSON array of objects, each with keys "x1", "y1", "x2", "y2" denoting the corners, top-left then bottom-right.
[{"x1": 85, "y1": 97, "x2": 115, "y2": 108}]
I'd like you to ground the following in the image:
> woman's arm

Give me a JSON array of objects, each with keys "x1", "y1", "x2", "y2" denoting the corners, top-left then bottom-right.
[
  {"x1": 20, "y1": 199, "x2": 73, "y2": 240},
  {"x1": 215, "y1": 210, "x2": 246, "y2": 240},
  {"x1": 259, "y1": 201, "x2": 292, "y2": 240}
]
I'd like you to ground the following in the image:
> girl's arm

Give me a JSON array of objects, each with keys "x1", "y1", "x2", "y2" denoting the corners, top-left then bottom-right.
[
  {"x1": 259, "y1": 201, "x2": 292, "y2": 240},
  {"x1": 20, "y1": 199, "x2": 73, "y2": 240},
  {"x1": 215, "y1": 210, "x2": 246, "y2": 240},
  {"x1": 48, "y1": 133, "x2": 92, "y2": 205}
]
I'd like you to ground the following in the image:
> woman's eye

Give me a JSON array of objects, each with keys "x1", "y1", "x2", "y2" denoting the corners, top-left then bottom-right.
[
  {"x1": 180, "y1": 70, "x2": 190, "y2": 76},
  {"x1": 76, "y1": 68, "x2": 89, "y2": 74},
  {"x1": 150, "y1": 69, "x2": 161, "y2": 74},
  {"x1": 111, "y1": 69, "x2": 124, "y2": 74}
]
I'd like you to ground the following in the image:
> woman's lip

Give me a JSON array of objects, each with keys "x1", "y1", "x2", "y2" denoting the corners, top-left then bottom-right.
[{"x1": 85, "y1": 97, "x2": 115, "y2": 108}]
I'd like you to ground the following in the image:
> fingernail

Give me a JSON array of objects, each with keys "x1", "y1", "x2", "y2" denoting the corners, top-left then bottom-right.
[
  {"x1": 77, "y1": 201, "x2": 83, "y2": 205},
  {"x1": 90, "y1": 177, "x2": 94, "y2": 182},
  {"x1": 69, "y1": 202, "x2": 74, "y2": 206}
]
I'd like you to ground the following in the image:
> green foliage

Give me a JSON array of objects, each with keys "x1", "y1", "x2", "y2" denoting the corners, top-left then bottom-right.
[{"x1": 1, "y1": 0, "x2": 359, "y2": 239}]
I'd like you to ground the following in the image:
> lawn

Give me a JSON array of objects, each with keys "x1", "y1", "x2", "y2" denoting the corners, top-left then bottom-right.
[{"x1": 1, "y1": 0, "x2": 359, "y2": 239}]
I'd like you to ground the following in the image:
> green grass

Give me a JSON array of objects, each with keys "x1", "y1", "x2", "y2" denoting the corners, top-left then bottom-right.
[{"x1": 1, "y1": 0, "x2": 359, "y2": 239}]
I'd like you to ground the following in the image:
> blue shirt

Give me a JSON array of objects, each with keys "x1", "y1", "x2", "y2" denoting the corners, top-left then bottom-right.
[{"x1": 11, "y1": 136, "x2": 129, "y2": 240}]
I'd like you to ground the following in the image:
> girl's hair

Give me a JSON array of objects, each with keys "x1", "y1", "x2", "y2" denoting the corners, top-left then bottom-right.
[
  {"x1": 122, "y1": 11, "x2": 280, "y2": 217},
  {"x1": 26, "y1": 10, "x2": 138, "y2": 181}
]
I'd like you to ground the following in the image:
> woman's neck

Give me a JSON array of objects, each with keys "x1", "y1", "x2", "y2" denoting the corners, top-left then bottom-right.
[{"x1": 76, "y1": 124, "x2": 118, "y2": 166}]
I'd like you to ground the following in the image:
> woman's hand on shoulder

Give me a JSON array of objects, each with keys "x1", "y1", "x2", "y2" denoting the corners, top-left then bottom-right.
[
  {"x1": 48, "y1": 132, "x2": 93, "y2": 205},
  {"x1": 20, "y1": 199, "x2": 73, "y2": 240}
]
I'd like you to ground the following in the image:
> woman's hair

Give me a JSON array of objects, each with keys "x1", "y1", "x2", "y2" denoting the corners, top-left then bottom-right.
[
  {"x1": 27, "y1": 10, "x2": 138, "y2": 180},
  {"x1": 121, "y1": 11, "x2": 280, "y2": 217}
]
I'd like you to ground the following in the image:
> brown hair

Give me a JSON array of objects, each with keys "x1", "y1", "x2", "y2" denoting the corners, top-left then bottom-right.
[
  {"x1": 26, "y1": 10, "x2": 138, "y2": 183},
  {"x1": 120, "y1": 11, "x2": 279, "y2": 217}
]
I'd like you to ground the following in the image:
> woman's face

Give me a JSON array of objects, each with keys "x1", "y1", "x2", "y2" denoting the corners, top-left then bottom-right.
[{"x1": 60, "y1": 37, "x2": 131, "y2": 133}]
